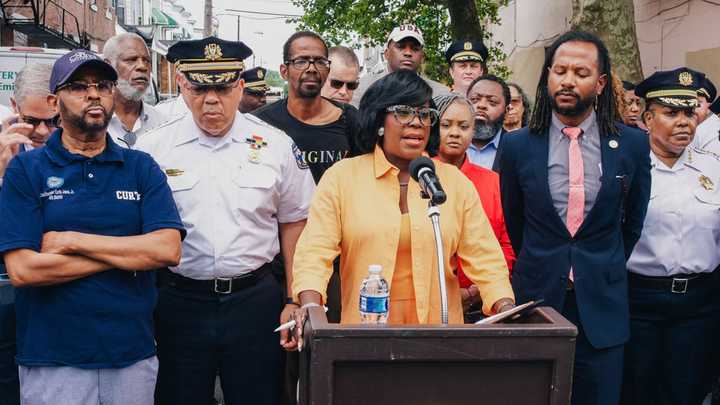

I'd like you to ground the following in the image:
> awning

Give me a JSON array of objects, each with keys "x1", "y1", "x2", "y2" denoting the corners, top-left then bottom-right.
[{"x1": 151, "y1": 8, "x2": 178, "y2": 28}]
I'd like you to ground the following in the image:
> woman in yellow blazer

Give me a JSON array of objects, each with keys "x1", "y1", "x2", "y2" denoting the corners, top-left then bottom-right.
[{"x1": 284, "y1": 71, "x2": 515, "y2": 349}]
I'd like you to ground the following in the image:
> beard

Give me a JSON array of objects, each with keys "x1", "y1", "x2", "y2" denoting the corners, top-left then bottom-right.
[
  {"x1": 59, "y1": 99, "x2": 113, "y2": 134},
  {"x1": 551, "y1": 90, "x2": 596, "y2": 117},
  {"x1": 474, "y1": 114, "x2": 505, "y2": 141},
  {"x1": 116, "y1": 78, "x2": 146, "y2": 101}
]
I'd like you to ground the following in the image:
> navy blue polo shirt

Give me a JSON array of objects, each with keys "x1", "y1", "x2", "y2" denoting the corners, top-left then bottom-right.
[{"x1": 0, "y1": 130, "x2": 185, "y2": 369}]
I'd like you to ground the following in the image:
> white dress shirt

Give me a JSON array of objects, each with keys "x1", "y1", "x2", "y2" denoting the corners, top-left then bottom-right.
[
  {"x1": 153, "y1": 95, "x2": 190, "y2": 122},
  {"x1": 136, "y1": 112, "x2": 316, "y2": 279},
  {"x1": 627, "y1": 147, "x2": 720, "y2": 277},
  {"x1": 107, "y1": 102, "x2": 167, "y2": 149}
]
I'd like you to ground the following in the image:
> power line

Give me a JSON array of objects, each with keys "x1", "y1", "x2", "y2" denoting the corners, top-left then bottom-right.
[{"x1": 224, "y1": 8, "x2": 302, "y2": 18}]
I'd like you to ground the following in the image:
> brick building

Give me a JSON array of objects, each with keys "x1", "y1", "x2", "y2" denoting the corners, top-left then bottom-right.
[{"x1": 0, "y1": 0, "x2": 116, "y2": 52}]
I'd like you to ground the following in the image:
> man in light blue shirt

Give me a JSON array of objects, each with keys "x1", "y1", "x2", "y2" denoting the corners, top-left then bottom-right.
[
  {"x1": 466, "y1": 74, "x2": 510, "y2": 172},
  {"x1": 467, "y1": 127, "x2": 503, "y2": 170}
]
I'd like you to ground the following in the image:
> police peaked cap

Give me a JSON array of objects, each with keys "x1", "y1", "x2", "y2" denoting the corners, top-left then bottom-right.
[
  {"x1": 444, "y1": 40, "x2": 488, "y2": 64},
  {"x1": 635, "y1": 67, "x2": 701, "y2": 109},
  {"x1": 168, "y1": 36, "x2": 253, "y2": 86}
]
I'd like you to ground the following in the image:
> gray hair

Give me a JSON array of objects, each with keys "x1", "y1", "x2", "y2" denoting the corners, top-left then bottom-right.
[
  {"x1": 13, "y1": 63, "x2": 53, "y2": 108},
  {"x1": 328, "y1": 46, "x2": 360, "y2": 70},
  {"x1": 432, "y1": 93, "x2": 474, "y2": 119},
  {"x1": 103, "y1": 33, "x2": 149, "y2": 66}
]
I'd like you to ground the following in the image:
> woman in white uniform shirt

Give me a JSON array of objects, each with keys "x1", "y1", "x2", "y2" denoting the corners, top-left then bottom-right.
[{"x1": 621, "y1": 68, "x2": 720, "y2": 405}]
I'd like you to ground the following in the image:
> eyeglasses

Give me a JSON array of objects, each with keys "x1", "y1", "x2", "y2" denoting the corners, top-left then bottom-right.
[
  {"x1": 56, "y1": 80, "x2": 116, "y2": 97},
  {"x1": 329, "y1": 79, "x2": 359, "y2": 91},
  {"x1": 19, "y1": 114, "x2": 60, "y2": 128},
  {"x1": 185, "y1": 81, "x2": 239, "y2": 96},
  {"x1": 285, "y1": 58, "x2": 331, "y2": 71},
  {"x1": 386, "y1": 105, "x2": 438, "y2": 127}
]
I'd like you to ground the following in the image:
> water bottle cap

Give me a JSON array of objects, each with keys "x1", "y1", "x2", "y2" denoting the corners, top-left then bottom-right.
[{"x1": 368, "y1": 264, "x2": 382, "y2": 274}]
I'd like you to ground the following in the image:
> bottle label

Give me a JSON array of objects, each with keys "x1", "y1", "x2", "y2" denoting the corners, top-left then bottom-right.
[{"x1": 359, "y1": 294, "x2": 389, "y2": 314}]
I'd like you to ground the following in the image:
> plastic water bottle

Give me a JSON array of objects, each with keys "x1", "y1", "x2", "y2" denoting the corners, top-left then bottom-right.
[{"x1": 359, "y1": 264, "x2": 389, "y2": 324}]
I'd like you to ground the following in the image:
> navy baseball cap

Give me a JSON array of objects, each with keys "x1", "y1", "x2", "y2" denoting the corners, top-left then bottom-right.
[{"x1": 50, "y1": 49, "x2": 118, "y2": 93}]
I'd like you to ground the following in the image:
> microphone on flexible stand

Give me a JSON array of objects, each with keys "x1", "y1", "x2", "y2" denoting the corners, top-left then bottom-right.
[
  {"x1": 409, "y1": 157, "x2": 447, "y2": 205},
  {"x1": 409, "y1": 156, "x2": 449, "y2": 324}
]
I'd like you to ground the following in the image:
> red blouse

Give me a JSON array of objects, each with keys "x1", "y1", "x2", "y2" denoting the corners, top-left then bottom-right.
[{"x1": 445, "y1": 156, "x2": 516, "y2": 288}]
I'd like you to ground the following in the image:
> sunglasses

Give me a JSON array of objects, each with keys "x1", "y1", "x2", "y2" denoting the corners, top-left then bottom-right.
[
  {"x1": 19, "y1": 114, "x2": 60, "y2": 128},
  {"x1": 329, "y1": 79, "x2": 359, "y2": 91}
]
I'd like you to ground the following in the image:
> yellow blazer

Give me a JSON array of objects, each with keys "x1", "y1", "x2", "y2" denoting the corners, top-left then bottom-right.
[{"x1": 292, "y1": 146, "x2": 514, "y2": 324}]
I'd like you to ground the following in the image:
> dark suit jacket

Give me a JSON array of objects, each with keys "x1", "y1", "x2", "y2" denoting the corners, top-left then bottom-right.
[
  {"x1": 499, "y1": 123, "x2": 651, "y2": 349},
  {"x1": 490, "y1": 129, "x2": 506, "y2": 173}
]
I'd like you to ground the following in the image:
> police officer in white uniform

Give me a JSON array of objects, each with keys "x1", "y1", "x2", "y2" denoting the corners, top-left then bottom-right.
[
  {"x1": 692, "y1": 74, "x2": 720, "y2": 155},
  {"x1": 136, "y1": 36, "x2": 315, "y2": 405},
  {"x1": 621, "y1": 68, "x2": 720, "y2": 405}
]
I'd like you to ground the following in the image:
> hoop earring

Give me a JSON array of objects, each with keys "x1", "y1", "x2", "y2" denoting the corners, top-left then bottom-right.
[{"x1": 378, "y1": 127, "x2": 385, "y2": 137}]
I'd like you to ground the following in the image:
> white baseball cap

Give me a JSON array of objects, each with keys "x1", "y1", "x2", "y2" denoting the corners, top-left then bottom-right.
[{"x1": 386, "y1": 24, "x2": 425, "y2": 49}]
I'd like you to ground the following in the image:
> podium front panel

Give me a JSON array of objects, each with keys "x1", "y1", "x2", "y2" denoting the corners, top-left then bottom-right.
[{"x1": 299, "y1": 307, "x2": 577, "y2": 405}]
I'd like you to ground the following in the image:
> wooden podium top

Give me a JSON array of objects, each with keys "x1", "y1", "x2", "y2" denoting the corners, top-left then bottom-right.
[{"x1": 306, "y1": 306, "x2": 577, "y2": 338}]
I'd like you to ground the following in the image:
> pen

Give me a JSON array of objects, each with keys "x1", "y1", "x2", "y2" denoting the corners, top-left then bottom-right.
[{"x1": 274, "y1": 306, "x2": 328, "y2": 332}]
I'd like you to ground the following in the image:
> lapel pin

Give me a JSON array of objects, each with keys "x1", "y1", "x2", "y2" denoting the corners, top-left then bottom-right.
[{"x1": 609, "y1": 140, "x2": 619, "y2": 149}]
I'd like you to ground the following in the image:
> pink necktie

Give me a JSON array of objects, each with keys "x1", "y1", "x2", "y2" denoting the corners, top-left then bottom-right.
[
  {"x1": 563, "y1": 126, "x2": 585, "y2": 236},
  {"x1": 563, "y1": 127, "x2": 584, "y2": 284}
]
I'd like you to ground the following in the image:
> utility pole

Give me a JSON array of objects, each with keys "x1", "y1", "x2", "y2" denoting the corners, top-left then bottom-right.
[{"x1": 203, "y1": 0, "x2": 213, "y2": 37}]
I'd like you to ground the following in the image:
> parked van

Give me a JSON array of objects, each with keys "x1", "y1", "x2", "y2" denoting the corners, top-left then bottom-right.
[
  {"x1": 0, "y1": 46, "x2": 159, "y2": 107},
  {"x1": 0, "y1": 47, "x2": 68, "y2": 106}
]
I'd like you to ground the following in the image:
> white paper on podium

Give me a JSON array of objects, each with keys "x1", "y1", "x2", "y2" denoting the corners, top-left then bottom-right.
[{"x1": 474, "y1": 300, "x2": 540, "y2": 325}]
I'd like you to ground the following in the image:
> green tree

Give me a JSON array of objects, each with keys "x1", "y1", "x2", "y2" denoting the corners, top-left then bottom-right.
[
  {"x1": 570, "y1": 0, "x2": 643, "y2": 82},
  {"x1": 265, "y1": 70, "x2": 286, "y2": 88},
  {"x1": 290, "y1": 0, "x2": 510, "y2": 83}
]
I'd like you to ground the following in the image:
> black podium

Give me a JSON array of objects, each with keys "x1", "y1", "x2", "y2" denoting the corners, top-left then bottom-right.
[{"x1": 298, "y1": 306, "x2": 577, "y2": 405}]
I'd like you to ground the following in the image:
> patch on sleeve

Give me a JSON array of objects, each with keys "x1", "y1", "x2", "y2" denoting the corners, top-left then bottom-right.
[{"x1": 292, "y1": 142, "x2": 309, "y2": 170}]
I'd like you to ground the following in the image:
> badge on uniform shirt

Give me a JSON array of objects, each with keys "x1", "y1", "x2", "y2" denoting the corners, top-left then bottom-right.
[
  {"x1": 165, "y1": 168, "x2": 185, "y2": 177},
  {"x1": 248, "y1": 150, "x2": 261, "y2": 164},
  {"x1": 699, "y1": 175, "x2": 715, "y2": 191}
]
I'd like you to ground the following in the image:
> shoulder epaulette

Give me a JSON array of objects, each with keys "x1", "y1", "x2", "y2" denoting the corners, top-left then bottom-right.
[{"x1": 693, "y1": 146, "x2": 720, "y2": 162}]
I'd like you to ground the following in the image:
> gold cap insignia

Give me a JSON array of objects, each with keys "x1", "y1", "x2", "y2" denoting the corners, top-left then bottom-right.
[
  {"x1": 257, "y1": 69, "x2": 264, "y2": 79},
  {"x1": 679, "y1": 71, "x2": 693, "y2": 86},
  {"x1": 463, "y1": 42, "x2": 472, "y2": 51},
  {"x1": 204, "y1": 43, "x2": 223, "y2": 61},
  {"x1": 699, "y1": 175, "x2": 715, "y2": 191}
]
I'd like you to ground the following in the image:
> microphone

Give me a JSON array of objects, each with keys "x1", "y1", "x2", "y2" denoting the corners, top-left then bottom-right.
[{"x1": 409, "y1": 157, "x2": 447, "y2": 205}]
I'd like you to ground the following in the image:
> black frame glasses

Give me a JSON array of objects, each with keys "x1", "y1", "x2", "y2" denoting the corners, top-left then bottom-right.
[
  {"x1": 386, "y1": 105, "x2": 439, "y2": 127},
  {"x1": 56, "y1": 80, "x2": 116, "y2": 97},
  {"x1": 19, "y1": 114, "x2": 60, "y2": 128},
  {"x1": 329, "y1": 79, "x2": 359, "y2": 90},
  {"x1": 285, "y1": 58, "x2": 331, "y2": 71}
]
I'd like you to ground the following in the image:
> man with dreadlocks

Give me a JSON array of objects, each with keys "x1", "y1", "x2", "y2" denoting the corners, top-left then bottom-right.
[{"x1": 498, "y1": 31, "x2": 651, "y2": 405}]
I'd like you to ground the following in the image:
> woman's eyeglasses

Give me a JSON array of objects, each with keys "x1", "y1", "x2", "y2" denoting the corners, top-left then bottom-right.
[
  {"x1": 329, "y1": 79, "x2": 359, "y2": 90},
  {"x1": 386, "y1": 105, "x2": 439, "y2": 127},
  {"x1": 19, "y1": 115, "x2": 60, "y2": 128},
  {"x1": 56, "y1": 80, "x2": 116, "y2": 97}
]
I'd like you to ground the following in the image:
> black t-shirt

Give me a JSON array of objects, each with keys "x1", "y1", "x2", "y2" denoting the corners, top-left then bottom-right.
[{"x1": 253, "y1": 98, "x2": 360, "y2": 183}]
